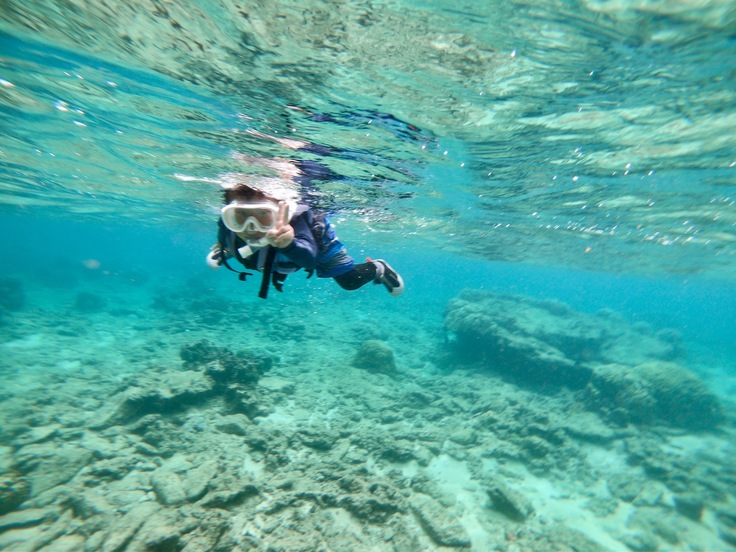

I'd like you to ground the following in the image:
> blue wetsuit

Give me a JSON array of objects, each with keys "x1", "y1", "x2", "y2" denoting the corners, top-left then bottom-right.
[{"x1": 216, "y1": 206, "x2": 378, "y2": 296}]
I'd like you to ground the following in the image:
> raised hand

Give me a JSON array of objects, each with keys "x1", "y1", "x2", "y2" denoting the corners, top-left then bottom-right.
[{"x1": 266, "y1": 201, "x2": 295, "y2": 249}]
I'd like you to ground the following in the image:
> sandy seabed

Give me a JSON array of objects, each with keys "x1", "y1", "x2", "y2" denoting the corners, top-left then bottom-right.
[{"x1": 1, "y1": 272, "x2": 735, "y2": 552}]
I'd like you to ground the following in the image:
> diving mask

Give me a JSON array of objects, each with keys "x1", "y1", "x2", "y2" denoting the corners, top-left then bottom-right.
[{"x1": 221, "y1": 201, "x2": 293, "y2": 234}]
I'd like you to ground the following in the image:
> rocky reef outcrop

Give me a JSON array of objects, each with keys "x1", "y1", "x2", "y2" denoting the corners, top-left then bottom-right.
[
  {"x1": 586, "y1": 360, "x2": 723, "y2": 429},
  {"x1": 92, "y1": 340, "x2": 272, "y2": 430},
  {"x1": 444, "y1": 289, "x2": 723, "y2": 430},
  {"x1": 352, "y1": 340, "x2": 396, "y2": 373},
  {"x1": 1, "y1": 279, "x2": 733, "y2": 551}
]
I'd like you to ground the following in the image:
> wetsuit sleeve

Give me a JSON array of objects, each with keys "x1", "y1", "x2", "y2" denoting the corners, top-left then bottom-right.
[
  {"x1": 215, "y1": 218, "x2": 234, "y2": 259},
  {"x1": 217, "y1": 218, "x2": 228, "y2": 247},
  {"x1": 280, "y1": 214, "x2": 318, "y2": 270}
]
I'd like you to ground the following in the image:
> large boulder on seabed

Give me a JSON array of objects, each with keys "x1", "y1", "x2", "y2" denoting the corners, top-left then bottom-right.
[
  {"x1": 444, "y1": 289, "x2": 684, "y2": 374},
  {"x1": 443, "y1": 290, "x2": 599, "y2": 388},
  {"x1": 444, "y1": 289, "x2": 723, "y2": 430},
  {"x1": 586, "y1": 361, "x2": 724, "y2": 430}
]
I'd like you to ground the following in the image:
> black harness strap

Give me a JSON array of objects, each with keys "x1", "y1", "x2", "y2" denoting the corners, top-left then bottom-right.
[
  {"x1": 221, "y1": 256, "x2": 253, "y2": 282},
  {"x1": 259, "y1": 247, "x2": 277, "y2": 299}
]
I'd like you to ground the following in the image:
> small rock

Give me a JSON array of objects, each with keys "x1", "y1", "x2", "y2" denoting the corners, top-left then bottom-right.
[
  {"x1": 14, "y1": 426, "x2": 60, "y2": 447},
  {"x1": 258, "y1": 376, "x2": 296, "y2": 394},
  {"x1": 151, "y1": 470, "x2": 187, "y2": 506},
  {"x1": 410, "y1": 494, "x2": 470, "y2": 547},
  {"x1": 379, "y1": 441, "x2": 415, "y2": 463},
  {"x1": 79, "y1": 432, "x2": 119, "y2": 460},
  {"x1": 138, "y1": 523, "x2": 181, "y2": 551},
  {"x1": 135, "y1": 441, "x2": 160, "y2": 457},
  {"x1": 415, "y1": 446, "x2": 434, "y2": 467},
  {"x1": 675, "y1": 492, "x2": 704, "y2": 521},
  {"x1": 39, "y1": 534, "x2": 86, "y2": 551},
  {"x1": 215, "y1": 414, "x2": 250, "y2": 436},
  {"x1": 632, "y1": 482, "x2": 664, "y2": 507},
  {"x1": 67, "y1": 489, "x2": 116, "y2": 518},
  {"x1": 627, "y1": 507, "x2": 681, "y2": 547},
  {"x1": 403, "y1": 390, "x2": 438, "y2": 408},
  {"x1": 607, "y1": 473, "x2": 647, "y2": 503},
  {"x1": 183, "y1": 460, "x2": 217, "y2": 502},
  {"x1": 0, "y1": 474, "x2": 31, "y2": 515},
  {"x1": 92, "y1": 370, "x2": 216, "y2": 428},
  {"x1": 448, "y1": 428, "x2": 476, "y2": 446},
  {"x1": 561, "y1": 413, "x2": 616, "y2": 444},
  {"x1": 100, "y1": 502, "x2": 158, "y2": 552},
  {"x1": 520, "y1": 435, "x2": 552, "y2": 458},
  {"x1": 201, "y1": 485, "x2": 259, "y2": 509},
  {"x1": 339, "y1": 495, "x2": 400, "y2": 525},
  {"x1": 586, "y1": 497, "x2": 618, "y2": 517},
  {"x1": 486, "y1": 480, "x2": 534, "y2": 522},
  {"x1": 0, "y1": 507, "x2": 57, "y2": 531},
  {"x1": 298, "y1": 430, "x2": 336, "y2": 451},
  {"x1": 14, "y1": 442, "x2": 93, "y2": 497}
]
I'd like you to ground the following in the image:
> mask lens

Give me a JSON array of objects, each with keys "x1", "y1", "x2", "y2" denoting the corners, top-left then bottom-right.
[
  {"x1": 244, "y1": 207, "x2": 275, "y2": 229},
  {"x1": 222, "y1": 203, "x2": 277, "y2": 232}
]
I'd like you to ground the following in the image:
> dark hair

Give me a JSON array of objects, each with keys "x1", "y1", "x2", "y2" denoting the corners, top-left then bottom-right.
[{"x1": 223, "y1": 184, "x2": 270, "y2": 204}]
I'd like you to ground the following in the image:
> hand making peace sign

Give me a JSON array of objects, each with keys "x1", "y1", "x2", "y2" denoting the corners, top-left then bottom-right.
[{"x1": 266, "y1": 201, "x2": 295, "y2": 249}]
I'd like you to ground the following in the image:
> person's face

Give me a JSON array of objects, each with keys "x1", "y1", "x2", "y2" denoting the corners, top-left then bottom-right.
[
  {"x1": 222, "y1": 197, "x2": 279, "y2": 241},
  {"x1": 236, "y1": 225, "x2": 266, "y2": 241}
]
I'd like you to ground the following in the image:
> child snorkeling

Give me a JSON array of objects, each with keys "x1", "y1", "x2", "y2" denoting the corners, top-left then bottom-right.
[{"x1": 207, "y1": 183, "x2": 404, "y2": 299}]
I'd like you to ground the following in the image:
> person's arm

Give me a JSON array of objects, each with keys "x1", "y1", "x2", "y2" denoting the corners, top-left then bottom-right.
[
  {"x1": 216, "y1": 218, "x2": 237, "y2": 258},
  {"x1": 279, "y1": 213, "x2": 318, "y2": 270}
]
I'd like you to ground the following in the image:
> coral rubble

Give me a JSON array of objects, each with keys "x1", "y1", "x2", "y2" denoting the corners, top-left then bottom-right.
[{"x1": 0, "y1": 284, "x2": 734, "y2": 551}]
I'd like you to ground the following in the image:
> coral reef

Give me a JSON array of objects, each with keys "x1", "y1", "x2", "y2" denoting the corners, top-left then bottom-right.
[
  {"x1": 180, "y1": 339, "x2": 272, "y2": 385},
  {"x1": 444, "y1": 289, "x2": 723, "y2": 430},
  {"x1": 587, "y1": 361, "x2": 724, "y2": 429},
  {"x1": 352, "y1": 340, "x2": 396, "y2": 373},
  {"x1": 93, "y1": 340, "x2": 273, "y2": 431},
  {"x1": 0, "y1": 280, "x2": 733, "y2": 551}
]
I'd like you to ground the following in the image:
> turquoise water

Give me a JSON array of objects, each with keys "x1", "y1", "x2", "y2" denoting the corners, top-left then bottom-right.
[{"x1": 1, "y1": 1, "x2": 736, "y2": 550}]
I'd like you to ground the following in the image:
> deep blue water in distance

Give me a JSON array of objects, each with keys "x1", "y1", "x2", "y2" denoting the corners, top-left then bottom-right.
[{"x1": 3, "y1": 214, "x2": 734, "y2": 361}]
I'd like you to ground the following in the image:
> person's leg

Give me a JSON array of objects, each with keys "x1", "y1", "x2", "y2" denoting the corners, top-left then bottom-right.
[
  {"x1": 334, "y1": 259, "x2": 404, "y2": 296},
  {"x1": 333, "y1": 262, "x2": 377, "y2": 290}
]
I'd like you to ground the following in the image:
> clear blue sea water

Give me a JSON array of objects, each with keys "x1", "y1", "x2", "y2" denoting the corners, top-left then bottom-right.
[{"x1": 1, "y1": 1, "x2": 736, "y2": 550}]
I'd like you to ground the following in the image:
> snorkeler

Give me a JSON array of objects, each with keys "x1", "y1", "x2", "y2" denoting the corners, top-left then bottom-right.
[{"x1": 206, "y1": 183, "x2": 404, "y2": 299}]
